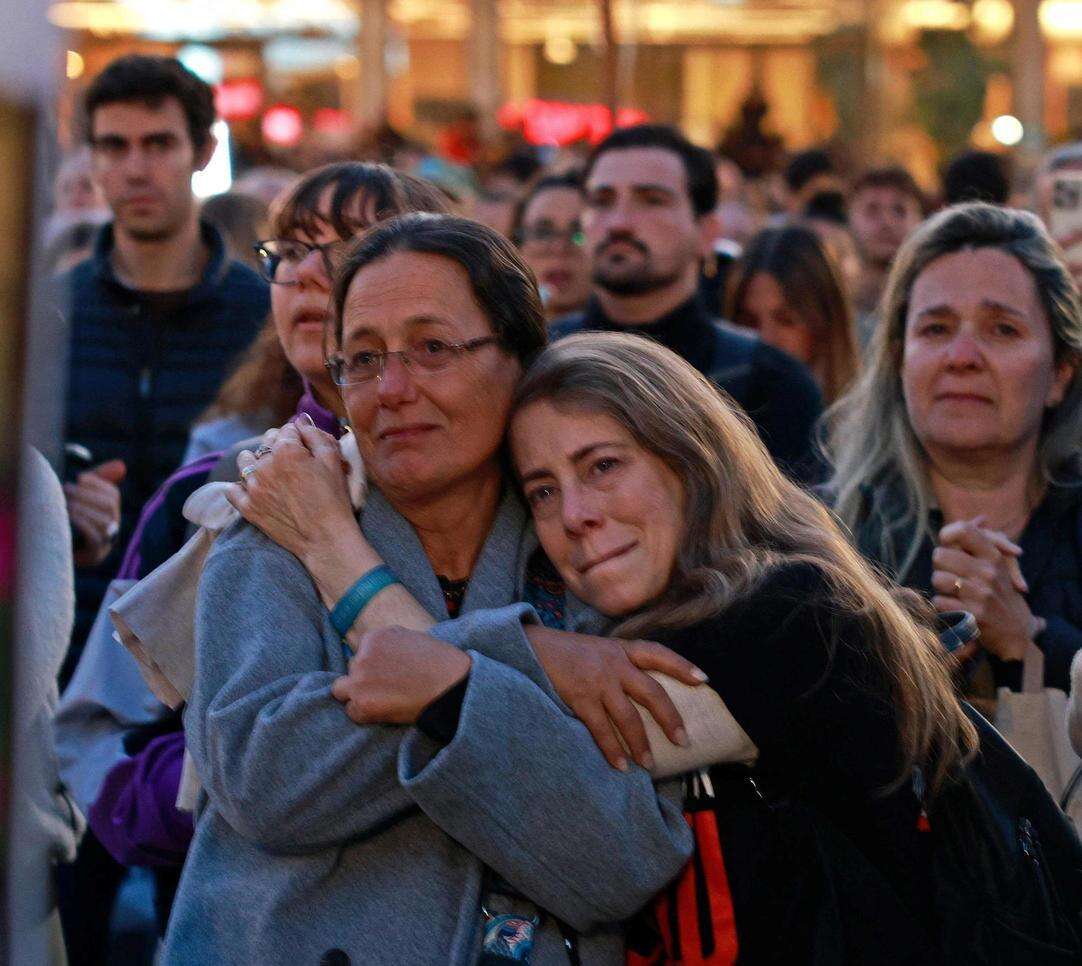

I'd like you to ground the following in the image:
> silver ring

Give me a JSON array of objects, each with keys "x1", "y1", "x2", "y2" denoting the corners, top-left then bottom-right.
[
  {"x1": 240, "y1": 464, "x2": 258, "y2": 481},
  {"x1": 254, "y1": 444, "x2": 273, "y2": 459}
]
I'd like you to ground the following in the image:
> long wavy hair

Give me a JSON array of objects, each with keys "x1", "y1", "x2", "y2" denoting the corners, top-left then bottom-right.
[
  {"x1": 512, "y1": 332, "x2": 977, "y2": 795},
  {"x1": 825, "y1": 203, "x2": 1082, "y2": 580},
  {"x1": 727, "y1": 224, "x2": 859, "y2": 403}
]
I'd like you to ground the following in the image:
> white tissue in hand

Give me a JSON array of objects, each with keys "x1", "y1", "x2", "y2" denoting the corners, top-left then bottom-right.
[{"x1": 180, "y1": 430, "x2": 367, "y2": 531}]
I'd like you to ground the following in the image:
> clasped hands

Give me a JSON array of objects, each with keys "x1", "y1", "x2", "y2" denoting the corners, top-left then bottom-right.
[{"x1": 929, "y1": 516, "x2": 1044, "y2": 663}]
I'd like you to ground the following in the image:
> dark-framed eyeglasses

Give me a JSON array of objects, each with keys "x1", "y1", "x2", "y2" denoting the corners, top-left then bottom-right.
[
  {"x1": 253, "y1": 238, "x2": 351, "y2": 285},
  {"x1": 516, "y1": 225, "x2": 585, "y2": 250},
  {"x1": 325, "y1": 336, "x2": 501, "y2": 386}
]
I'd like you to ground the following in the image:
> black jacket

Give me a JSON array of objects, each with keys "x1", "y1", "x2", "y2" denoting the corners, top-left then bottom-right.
[
  {"x1": 59, "y1": 220, "x2": 269, "y2": 677},
  {"x1": 848, "y1": 477, "x2": 1082, "y2": 691},
  {"x1": 552, "y1": 296, "x2": 823, "y2": 482}
]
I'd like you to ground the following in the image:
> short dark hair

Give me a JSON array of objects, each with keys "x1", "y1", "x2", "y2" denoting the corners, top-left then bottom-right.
[
  {"x1": 84, "y1": 55, "x2": 216, "y2": 151},
  {"x1": 785, "y1": 149, "x2": 834, "y2": 193},
  {"x1": 332, "y1": 213, "x2": 547, "y2": 367},
  {"x1": 509, "y1": 171, "x2": 584, "y2": 244},
  {"x1": 942, "y1": 150, "x2": 1010, "y2": 206},
  {"x1": 803, "y1": 189, "x2": 849, "y2": 225},
  {"x1": 851, "y1": 166, "x2": 926, "y2": 212},
  {"x1": 584, "y1": 124, "x2": 718, "y2": 217},
  {"x1": 272, "y1": 161, "x2": 450, "y2": 241}
]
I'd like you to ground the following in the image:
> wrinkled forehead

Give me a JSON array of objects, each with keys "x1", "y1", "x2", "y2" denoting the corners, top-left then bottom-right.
[{"x1": 342, "y1": 251, "x2": 490, "y2": 341}]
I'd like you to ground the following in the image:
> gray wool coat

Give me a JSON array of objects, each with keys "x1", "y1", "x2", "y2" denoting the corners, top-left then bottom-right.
[{"x1": 161, "y1": 488, "x2": 692, "y2": 965}]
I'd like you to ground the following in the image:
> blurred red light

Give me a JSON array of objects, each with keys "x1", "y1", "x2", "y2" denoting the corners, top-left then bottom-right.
[{"x1": 262, "y1": 105, "x2": 303, "y2": 147}]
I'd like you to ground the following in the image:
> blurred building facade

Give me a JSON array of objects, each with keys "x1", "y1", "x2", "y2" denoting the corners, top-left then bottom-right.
[{"x1": 48, "y1": 0, "x2": 1082, "y2": 182}]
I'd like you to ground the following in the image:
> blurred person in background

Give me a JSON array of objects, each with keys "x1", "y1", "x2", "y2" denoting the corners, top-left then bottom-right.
[
  {"x1": 231, "y1": 165, "x2": 298, "y2": 206},
  {"x1": 52, "y1": 146, "x2": 108, "y2": 219},
  {"x1": 43, "y1": 220, "x2": 100, "y2": 276},
  {"x1": 555, "y1": 124, "x2": 823, "y2": 481},
  {"x1": 783, "y1": 148, "x2": 844, "y2": 216},
  {"x1": 199, "y1": 190, "x2": 269, "y2": 274},
  {"x1": 728, "y1": 223, "x2": 859, "y2": 406},
  {"x1": 942, "y1": 149, "x2": 1011, "y2": 207},
  {"x1": 1035, "y1": 141, "x2": 1082, "y2": 289},
  {"x1": 849, "y1": 166, "x2": 925, "y2": 342},
  {"x1": 470, "y1": 145, "x2": 543, "y2": 238},
  {"x1": 59, "y1": 53, "x2": 268, "y2": 684},
  {"x1": 55, "y1": 53, "x2": 268, "y2": 966},
  {"x1": 803, "y1": 190, "x2": 863, "y2": 303},
  {"x1": 42, "y1": 148, "x2": 109, "y2": 268},
  {"x1": 826, "y1": 203, "x2": 1082, "y2": 710},
  {"x1": 511, "y1": 172, "x2": 591, "y2": 324}
]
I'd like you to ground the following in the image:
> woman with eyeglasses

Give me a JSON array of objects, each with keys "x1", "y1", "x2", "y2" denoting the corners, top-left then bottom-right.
[
  {"x1": 161, "y1": 213, "x2": 695, "y2": 965},
  {"x1": 512, "y1": 172, "x2": 592, "y2": 325},
  {"x1": 55, "y1": 161, "x2": 451, "y2": 941}
]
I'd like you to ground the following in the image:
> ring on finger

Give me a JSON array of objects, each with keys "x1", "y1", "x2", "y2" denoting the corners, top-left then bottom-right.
[
  {"x1": 240, "y1": 464, "x2": 258, "y2": 483},
  {"x1": 953, "y1": 577, "x2": 963, "y2": 596},
  {"x1": 254, "y1": 444, "x2": 273, "y2": 459}
]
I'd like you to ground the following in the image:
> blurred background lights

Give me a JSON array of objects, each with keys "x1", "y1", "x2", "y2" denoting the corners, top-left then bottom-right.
[
  {"x1": 178, "y1": 44, "x2": 224, "y2": 85},
  {"x1": 991, "y1": 114, "x2": 1024, "y2": 145},
  {"x1": 262, "y1": 104, "x2": 304, "y2": 147},
  {"x1": 1039, "y1": 0, "x2": 1082, "y2": 38},
  {"x1": 65, "y1": 49, "x2": 85, "y2": 79},
  {"x1": 970, "y1": 0, "x2": 1015, "y2": 41},
  {"x1": 191, "y1": 120, "x2": 233, "y2": 197},
  {"x1": 542, "y1": 36, "x2": 577, "y2": 65}
]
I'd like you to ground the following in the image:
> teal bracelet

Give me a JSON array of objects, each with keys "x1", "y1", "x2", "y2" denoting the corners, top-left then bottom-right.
[{"x1": 330, "y1": 565, "x2": 399, "y2": 638}]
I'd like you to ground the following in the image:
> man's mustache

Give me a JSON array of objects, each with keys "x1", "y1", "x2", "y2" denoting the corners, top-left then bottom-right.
[{"x1": 596, "y1": 234, "x2": 649, "y2": 258}]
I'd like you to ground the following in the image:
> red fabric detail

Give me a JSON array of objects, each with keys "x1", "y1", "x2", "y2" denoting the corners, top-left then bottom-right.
[
  {"x1": 692, "y1": 809, "x2": 739, "y2": 964},
  {"x1": 627, "y1": 809, "x2": 739, "y2": 965}
]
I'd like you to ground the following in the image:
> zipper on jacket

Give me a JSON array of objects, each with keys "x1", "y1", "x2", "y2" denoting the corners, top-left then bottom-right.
[{"x1": 1018, "y1": 817, "x2": 1058, "y2": 926}]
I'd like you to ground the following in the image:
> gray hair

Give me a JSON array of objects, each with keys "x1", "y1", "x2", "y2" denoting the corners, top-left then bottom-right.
[{"x1": 825, "y1": 202, "x2": 1082, "y2": 579}]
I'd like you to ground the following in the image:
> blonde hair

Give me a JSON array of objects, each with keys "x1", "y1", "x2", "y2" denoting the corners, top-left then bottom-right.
[
  {"x1": 825, "y1": 202, "x2": 1082, "y2": 579},
  {"x1": 513, "y1": 332, "x2": 977, "y2": 794}
]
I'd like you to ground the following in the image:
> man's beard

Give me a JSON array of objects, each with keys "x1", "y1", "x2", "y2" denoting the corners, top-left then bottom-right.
[
  {"x1": 122, "y1": 219, "x2": 184, "y2": 243},
  {"x1": 591, "y1": 238, "x2": 682, "y2": 297},
  {"x1": 593, "y1": 263, "x2": 683, "y2": 296}
]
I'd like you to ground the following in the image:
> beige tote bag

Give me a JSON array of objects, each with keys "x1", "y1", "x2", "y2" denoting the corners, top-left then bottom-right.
[{"x1": 994, "y1": 642, "x2": 1082, "y2": 825}]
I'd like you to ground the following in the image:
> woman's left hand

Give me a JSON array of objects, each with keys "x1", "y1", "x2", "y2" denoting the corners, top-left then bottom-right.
[
  {"x1": 331, "y1": 627, "x2": 471, "y2": 724},
  {"x1": 930, "y1": 518, "x2": 1043, "y2": 662},
  {"x1": 227, "y1": 420, "x2": 356, "y2": 563}
]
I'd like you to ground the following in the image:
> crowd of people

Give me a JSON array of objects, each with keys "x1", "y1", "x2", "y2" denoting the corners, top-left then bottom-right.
[{"x1": 16, "y1": 50, "x2": 1082, "y2": 965}]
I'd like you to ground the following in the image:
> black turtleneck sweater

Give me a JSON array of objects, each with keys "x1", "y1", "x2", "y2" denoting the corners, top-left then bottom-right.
[{"x1": 552, "y1": 296, "x2": 823, "y2": 482}]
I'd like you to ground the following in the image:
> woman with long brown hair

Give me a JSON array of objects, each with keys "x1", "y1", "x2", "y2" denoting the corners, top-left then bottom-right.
[{"x1": 728, "y1": 223, "x2": 860, "y2": 403}]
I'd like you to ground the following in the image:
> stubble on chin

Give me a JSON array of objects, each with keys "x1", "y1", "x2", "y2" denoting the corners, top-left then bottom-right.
[{"x1": 592, "y1": 263, "x2": 680, "y2": 297}]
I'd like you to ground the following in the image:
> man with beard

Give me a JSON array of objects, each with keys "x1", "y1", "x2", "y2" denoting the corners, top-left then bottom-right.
[
  {"x1": 553, "y1": 124, "x2": 822, "y2": 480},
  {"x1": 55, "y1": 58, "x2": 267, "y2": 963}
]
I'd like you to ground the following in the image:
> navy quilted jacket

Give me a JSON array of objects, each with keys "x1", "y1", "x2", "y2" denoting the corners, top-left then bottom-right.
[{"x1": 59, "y1": 220, "x2": 268, "y2": 677}]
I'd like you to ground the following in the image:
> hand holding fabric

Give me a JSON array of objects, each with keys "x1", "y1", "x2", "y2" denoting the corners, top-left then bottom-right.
[
  {"x1": 227, "y1": 420, "x2": 364, "y2": 565},
  {"x1": 523, "y1": 626, "x2": 706, "y2": 771}
]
